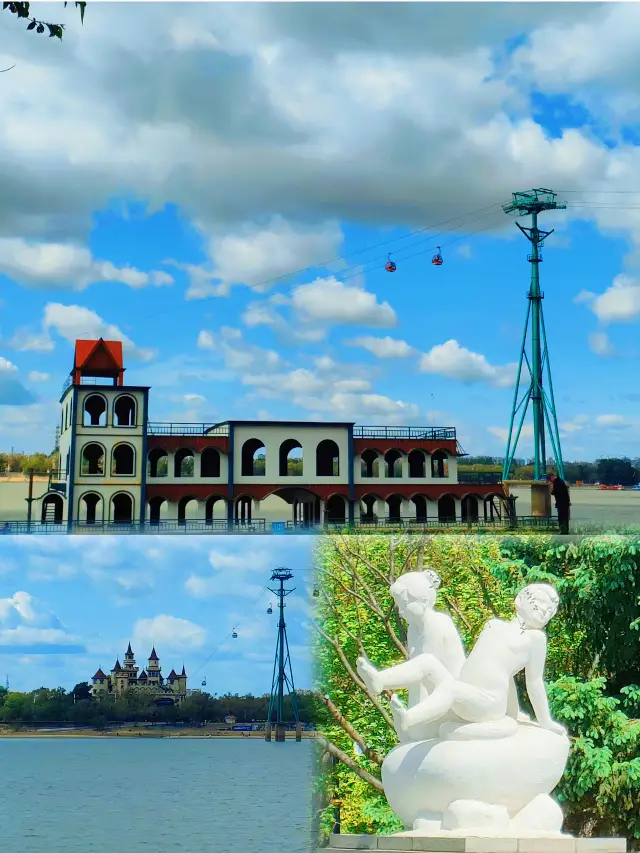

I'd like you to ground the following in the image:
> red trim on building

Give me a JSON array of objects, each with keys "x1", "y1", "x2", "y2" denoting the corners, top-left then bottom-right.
[
  {"x1": 147, "y1": 436, "x2": 229, "y2": 453},
  {"x1": 354, "y1": 439, "x2": 460, "y2": 456},
  {"x1": 355, "y1": 483, "x2": 505, "y2": 501},
  {"x1": 233, "y1": 483, "x2": 349, "y2": 501},
  {"x1": 146, "y1": 484, "x2": 228, "y2": 501}
]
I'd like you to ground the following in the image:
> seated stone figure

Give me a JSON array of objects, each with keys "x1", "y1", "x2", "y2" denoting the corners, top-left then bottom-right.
[
  {"x1": 358, "y1": 582, "x2": 565, "y2": 737},
  {"x1": 361, "y1": 568, "x2": 466, "y2": 742}
]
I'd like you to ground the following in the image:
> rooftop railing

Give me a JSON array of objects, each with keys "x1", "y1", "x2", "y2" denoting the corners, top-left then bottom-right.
[
  {"x1": 353, "y1": 426, "x2": 456, "y2": 440},
  {"x1": 147, "y1": 423, "x2": 230, "y2": 436}
]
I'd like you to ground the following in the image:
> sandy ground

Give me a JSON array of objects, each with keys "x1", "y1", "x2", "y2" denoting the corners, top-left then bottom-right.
[{"x1": 510, "y1": 486, "x2": 640, "y2": 529}]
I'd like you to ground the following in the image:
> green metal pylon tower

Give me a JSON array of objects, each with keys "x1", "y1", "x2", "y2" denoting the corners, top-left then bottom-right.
[
  {"x1": 266, "y1": 568, "x2": 300, "y2": 743},
  {"x1": 502, "y1": 189, "x2": 566, "y2": 482}
]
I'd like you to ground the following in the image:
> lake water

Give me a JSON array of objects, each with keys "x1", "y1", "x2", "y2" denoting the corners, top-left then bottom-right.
[
  {"x1": 0, "y1": 738, "x2": 313, "y2": 853},
  {"x1": 510, "y1": 486, "x2": 640, "y2": 529}
]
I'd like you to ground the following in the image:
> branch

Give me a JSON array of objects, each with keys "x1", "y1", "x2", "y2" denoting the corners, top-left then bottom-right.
[
  {"x1": 440, "y1": 592, "x2": 474, "y2": 634},
  {"x1": 317, "y1": 736, "x2": 384, "y2": 792},
  {"x1": 313, "y1": 621, "x2": 395, "y2": 728},
  {"x1": 320, "y1": 694, "x2": 383, "y2": 765}
]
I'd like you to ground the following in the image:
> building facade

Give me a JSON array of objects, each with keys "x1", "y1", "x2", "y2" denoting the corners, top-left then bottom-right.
[
  {"x1": 91, "y1": 643, "x2": 187, "y2": 705},
  {"x1": 37, "y1": 338, "x2": 505, "y2": 530}
]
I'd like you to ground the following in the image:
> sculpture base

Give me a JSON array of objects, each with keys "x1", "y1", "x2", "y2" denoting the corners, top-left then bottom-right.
[{"x1": 325, "y1": 835, "x2": 626, "y2": 852}]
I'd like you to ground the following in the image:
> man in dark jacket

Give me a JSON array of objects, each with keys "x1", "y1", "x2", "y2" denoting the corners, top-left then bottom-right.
[{"x1": 547, "y1": 473, "x2": 570, "y2": 534}]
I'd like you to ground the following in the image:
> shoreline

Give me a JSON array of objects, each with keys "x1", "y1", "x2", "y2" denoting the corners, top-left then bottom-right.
[{"x1": 0, "y1": 728, "x2": 317, "y2": 740}]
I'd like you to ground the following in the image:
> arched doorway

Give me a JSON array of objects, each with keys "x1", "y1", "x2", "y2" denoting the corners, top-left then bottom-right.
[
  {"x1": 80, "y1": 493, "x2": 102, "y2": 524},
  {"x1": 431, "y1": 451, "x2": 449, "y2": 478},
  {"x1": 112, "y1": 444, "x2": 135, "y2": 476},
  {"x1": 316, "y1": 440, "x2": 339, "y2": 476},
  {"x1": 178, "y1": 496, "x2": 198, "y2": 524},
  {"x1": 408, "y1": 450, "x2": 426, "y2": 478},
  {"x1": 112, "y1": 493, "x2": 133, "y2": 524},
  {"x1": 387, "y1": 495, "x2": 403, "y2": 522},
  {"x1": 438, "y1": 495, "x2": 456, "y2": 522},
  {"x1": 41, "y1": 494, "x2": 63, "y2": 524},
  {"x1": 384, "y1": 450, "x2": 403, "y2": 479},
  {"x1": 83, "y1": 394, "x2": 107, "y2": 427},
  {"x1": 205, "y1": 496, "x2": 226, "y2": 524},
  {"x1": 411, "y1": 495, "x2": 428, "y2": 522},
  {"x1": 235, "y1": 496, "x2": 253, "y2": 524},
  {"x1": 148, "y1": 448, "x2": 168, "y2": 477},
  {"x1": 174, "y1": 448, "x2": 194, "y2": 477},
  {"x1": 201, "y1": 448, "x2": 221, "y2": 477},
  {"x1": 360, "y1": 494, "x2": 378, "y2": 523},
  {"x1": 241, "y1": 439, "x2": 266, "y2": 476},
  {"x1": 360, "y1": 449, "x2": 380, "y2": 478},
  {"x1": 148, "y1": 496, "x2": 166, "y2": 524},
  {"x1": 81, "y1": 443, "x2": 105, "y2": 476},
  {"x1": 325, "y1": 495, "x2": 346, "y2": 523},
  {"x1": 461, "y1": 495, "x2": 479, "y2": 523}
]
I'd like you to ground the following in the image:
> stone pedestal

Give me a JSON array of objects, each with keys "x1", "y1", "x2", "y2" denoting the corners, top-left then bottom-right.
[
  {"x1": 504, "y1": 481, "x2": 551, "y2": 518},
  {"x1": 324, "y1": 835, "x2": 626, "y2": 853}
]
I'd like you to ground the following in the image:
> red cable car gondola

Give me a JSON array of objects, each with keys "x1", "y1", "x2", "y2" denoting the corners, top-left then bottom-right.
[
  {"x1": 432, "y1": 247, "x2": 443, "y2": 266},
  {"x1": 385, "y1": 253, "x2": 397, "y2": 272}
]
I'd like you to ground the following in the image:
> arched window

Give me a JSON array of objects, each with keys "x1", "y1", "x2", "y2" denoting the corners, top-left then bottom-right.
[
  {"x1": 81, "y1": 443, "x2": 105, "y2": 476},
  {"x1": 174, "y1": 448, "x2": 194, "y2": 477},
  {"x1": 316, "y1": 440, "x2": 339, "y2": 477},
  {"x1": 408, "y1": 450, "x2": 426, "y2": 478},
  {"x1": 83, "y1": 394, "x2": 106, "y2": 427},
  {"x1": 112, "y1": 493, "x2": 134, "y2": 523},
  {"x1": 384, "y1": 449, "x2": 403, "y2": 478},
  {"x1": 431, "y1": 451, "x2": 449, "y2": 479},
  {"x1": 360, "y1": 449, "x2": 379, "y2": 478},
  {"x1": 241, "y1": 439, "x2": 266, "y2": 476},
  {"x1": 148, "y1": 448, "x2": 168, "y2": 477},
  {"x1": 41, "y1": 494, "x2": 63, "y2": 524},
  {"x1": 114, "y1": 395, "x2": 136, "y2": 427},
  {"x1": 112, "y1": 444, "x2": 135, "y2": 476},
  {"x1": 279, "y1": 439, "x2": 303, "y2": 476},
  {"x1": 201, "y1": 448, "x2": 221, "y2": 478}
]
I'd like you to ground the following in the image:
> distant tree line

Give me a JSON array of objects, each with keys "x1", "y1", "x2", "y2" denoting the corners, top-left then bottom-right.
[
  {"x1": 0, "y1": 683, "x2": 320, "y2": 728},
  {"x1": 461, "y1": 456, "x2": 640, "y2": 486}
]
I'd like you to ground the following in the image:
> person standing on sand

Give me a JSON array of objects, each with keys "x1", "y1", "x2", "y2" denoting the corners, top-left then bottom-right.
[{"x1": 547, "y1": 473, "x2": 570, "y2": 534}]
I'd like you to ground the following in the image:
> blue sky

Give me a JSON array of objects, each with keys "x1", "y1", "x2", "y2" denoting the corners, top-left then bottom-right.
[
  {"x1": 0, "y1": 536, "x2": 315, "y2": 693},
  {"x1": 2, "y1": 3, "x2": 640, "y2": 461}
]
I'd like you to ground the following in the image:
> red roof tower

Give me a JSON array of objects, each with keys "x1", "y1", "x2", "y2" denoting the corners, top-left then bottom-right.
[{"x1": 71, "y1": 338, "x2": 125, "y2": 387}]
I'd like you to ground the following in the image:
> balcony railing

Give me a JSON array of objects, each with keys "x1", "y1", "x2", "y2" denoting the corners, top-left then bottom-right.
[
  {"x1": 147, "y1": 423, "x2": 230, "y2": 436},
  {"x1": 353, "y1": 426, "x2": 456, "y2": 440},
  {"x1": 0, "y1": 519, "x2": 266, "y2": 535}
]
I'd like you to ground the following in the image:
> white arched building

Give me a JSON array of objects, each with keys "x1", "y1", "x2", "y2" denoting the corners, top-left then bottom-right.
[{"x1": 41, "y1": 339, "x2": 506, "y2": 531}]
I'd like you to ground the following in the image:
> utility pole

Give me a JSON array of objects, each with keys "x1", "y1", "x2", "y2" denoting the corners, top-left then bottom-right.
[
  {"x1": 265, "y1": 568, "x2": 300, "y2": 743},
  {"x1": 26, "y1": 469, "x2": 34, "y2": 531},
  {"x1": 502, "y1": 189, "x2": 566, "y2": 482}
]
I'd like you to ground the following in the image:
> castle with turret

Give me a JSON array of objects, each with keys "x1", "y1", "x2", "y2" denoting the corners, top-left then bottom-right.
[{"x1": 91, "y1": 643, "x2": 187, "y2": 705}]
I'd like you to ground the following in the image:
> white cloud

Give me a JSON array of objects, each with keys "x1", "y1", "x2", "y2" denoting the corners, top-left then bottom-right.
[
  {"x1": 40, "y1": 303, "x2": 156, "y2": 361},
  {"x1": 347, "y1": 336, "x2": 416, "y2": 358},
  {"x1": 291, "y1": 277, "x2": 397, "y2": 328},
  {"x1": 0, "y1": 357, "x2": 18, "y2": 373},
  {"x1": 197, "y1": 327, "x2": 281, "y2": 372},
  {"x1": 175, "y1": 217, "x2": 343, "y2": 299},
  {"x1": 0, "y1": 592, "x2": 83, "y2": 651},
  {"x1": 588, "y1": 331, "x2": 614, "y2": 356},
  {"x1": 0, "y1": 237, "x2": 174, "y2": 291},
  {"x1": 595, "y1": 414, "x2": 633, "y2": 428},
  {"x1": 488, "y1": 423, "x2": 534, "y2": 444},
  {"x1": 419, "y1": 339, "x2": 518, "y2": 387},
  {"x1": 27, "y1": 371, "x2": 50, "y2": 383},
  {"x1": 588, "y1": 275, "x2": 640, "y2": 323},
  {"x1": 132, "y1": 615, "x2": 207, "y2": 651}
]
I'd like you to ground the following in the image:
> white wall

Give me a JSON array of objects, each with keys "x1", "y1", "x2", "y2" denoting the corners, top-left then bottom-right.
[{"x1": 233, "y1": 424, "x2": 349, "y2": 485}]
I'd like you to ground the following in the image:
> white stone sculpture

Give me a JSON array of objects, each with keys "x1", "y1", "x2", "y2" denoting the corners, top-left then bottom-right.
[{"x1": 356, "y1": 579, "x2": 571, "y2": 838}]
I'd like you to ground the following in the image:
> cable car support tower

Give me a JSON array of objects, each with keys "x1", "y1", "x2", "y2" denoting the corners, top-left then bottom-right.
[
  {"x1": 265, "y1": 568, "x2": 300, "y2": 743},
  {"x1": 502, "y1": 189, "x2": 566, "y2": 483}
]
